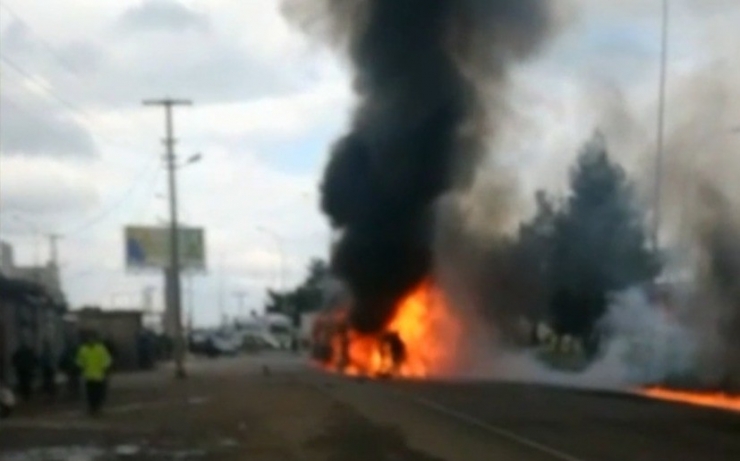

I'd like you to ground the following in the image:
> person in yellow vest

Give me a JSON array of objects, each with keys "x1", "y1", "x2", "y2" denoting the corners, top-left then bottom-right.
[{"x1": 76, "y1": 332, "x2": 112, "y2": 416}]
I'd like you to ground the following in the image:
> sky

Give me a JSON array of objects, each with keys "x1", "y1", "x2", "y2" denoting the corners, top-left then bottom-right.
[{"x1": 1, "y1": 0, "x2": 739, "y2": 326}]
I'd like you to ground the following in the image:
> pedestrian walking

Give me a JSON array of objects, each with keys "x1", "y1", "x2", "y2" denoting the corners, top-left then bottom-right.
[
  {"x1": 11, "y1": 341, "x2": 37, "y2": 402},
  {"x1": 76, "y1": 332, "x2": 112, "y2": 416}
]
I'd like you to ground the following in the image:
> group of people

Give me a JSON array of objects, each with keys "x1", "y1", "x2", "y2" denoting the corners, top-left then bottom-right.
[{"x1": 10, "y1": 331, "x2": 113, "y2": 415}]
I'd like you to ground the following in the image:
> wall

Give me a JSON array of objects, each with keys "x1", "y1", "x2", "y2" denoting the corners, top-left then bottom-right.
[{"x1": 76, "y1": 309, "x2": 143, "y2": 370}]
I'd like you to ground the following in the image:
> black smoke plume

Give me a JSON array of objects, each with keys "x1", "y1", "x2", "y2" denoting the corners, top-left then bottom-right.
[{"x1": 291, "y1": 0, "x2": 556, "y2": 333}]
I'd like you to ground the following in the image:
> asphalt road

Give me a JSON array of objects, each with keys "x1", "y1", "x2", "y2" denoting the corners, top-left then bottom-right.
[{"x1": 386, "y1": 380, "x2": 740, "y2": 461}]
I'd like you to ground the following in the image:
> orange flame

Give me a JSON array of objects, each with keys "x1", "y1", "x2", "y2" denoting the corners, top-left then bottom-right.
[
  {"x1": 314, "y1": 279, "x2": 462, "y2": 379},
  {"x1": 641, "y1": 387, "x2": 740, "y2": 413}
]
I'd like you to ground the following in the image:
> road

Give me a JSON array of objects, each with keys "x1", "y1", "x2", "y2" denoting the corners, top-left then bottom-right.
[
  {"x1": 310, "y1": 373, "x2": 740, "y2": 461},
  {"x1": 384, "y1": 380, "x2": 740, "y2": 461},
  {"x1": 2, "y1": 354, "x2": 739, "y2": 460}
]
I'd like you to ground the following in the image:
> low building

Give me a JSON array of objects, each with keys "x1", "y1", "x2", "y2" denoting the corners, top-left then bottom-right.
[
  {"x1": 0, "y1": 240, "x2": 69, "y2": 383},
  {"x1": 13, "y1": 265, "x2": 63, "y2": 300},
  {"x1": 71, "y1": 308, "x2": 145, "y2": 371},
  {"x1": 0, "y1": 274, "x2": 67, "y2": 383}
]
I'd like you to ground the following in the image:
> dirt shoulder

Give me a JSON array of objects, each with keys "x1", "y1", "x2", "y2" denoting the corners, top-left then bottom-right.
[{"x1": 0, "y1": 356, "x2": 449, "y2": 460}]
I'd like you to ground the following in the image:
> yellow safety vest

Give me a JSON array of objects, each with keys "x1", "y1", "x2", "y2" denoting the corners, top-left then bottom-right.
[{"x1": 76, "y1": 343, "x2": 112, "y2": 381}]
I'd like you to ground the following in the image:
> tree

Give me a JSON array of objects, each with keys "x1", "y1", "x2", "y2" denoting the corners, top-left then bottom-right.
[
  {"x1": 548, "y1": 132, "x2": 659, "y2": 342},
  {"x1": 514, "y1": 190, "x2": 560, "y2": 320},
  {"x1": 264, "y1": 258, "x2": 330, "y2": 324},
  {"x1": 478, "y1": 191, "x2": 560, "y2": 344}
]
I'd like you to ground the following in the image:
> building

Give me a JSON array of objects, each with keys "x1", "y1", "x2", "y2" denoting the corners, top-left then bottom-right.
[
  {"x1": 0, "y1": 241, "x2": 68, "y2": 383},
  {"x1": 11, "y1": 264, "x2": 64, "y2": 304},
  {"x1": 0, "y1": 274, "x2": 67, "y2": 383},
  {"x1": 71, "y1": 307, "x2": 145, "y2": 371}
]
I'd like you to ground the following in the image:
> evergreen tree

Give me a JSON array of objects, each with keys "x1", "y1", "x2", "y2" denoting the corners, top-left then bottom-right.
[
  {"x1": 511, "y1": 190, "x2": 560, "y2": 321},
  {"x1": 265, "y1": 258, "x2": 330, "y2": 324},
  {"x1": 548, "y1": 132, "x2": 659, "y2": 341}
]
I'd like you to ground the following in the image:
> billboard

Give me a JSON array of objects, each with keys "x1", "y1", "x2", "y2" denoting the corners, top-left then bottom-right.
[{"x1": 125, "y1": 225, "x2": 206, "y2": 271}]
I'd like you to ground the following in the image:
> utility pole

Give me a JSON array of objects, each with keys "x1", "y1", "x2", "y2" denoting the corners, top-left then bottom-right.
[
  {"x1": 143, "y1": 97, "x2": 192, "y2": 379},
  {"x1": 47, "y1": 233, "x2": 61, "y2": 267},
  {"x1": 142, "y1": 285, "x2": 155, "y2": 313},
  {"x1": 218, "y1": 253, "x2": 225, "y2": 328},
  {"x1": 187, "y1": 272, "x2": 194, "y2": 334},
  {"x1": 233, "y1": 291, "x2": 248, "y2": 321},
  {"x1": 653, "y1": 0, "x2": 669, "y2": 251}
]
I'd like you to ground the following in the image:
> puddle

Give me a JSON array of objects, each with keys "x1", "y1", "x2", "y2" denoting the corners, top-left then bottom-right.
[
  {"x1": 114, "y1": 444, "x2": 142, "y2": 456},
  {"x1": 2, "y1": 445, "x2": 210, "y2": 460},
  {"x1": 218, "y1": 438, "x2": 239, "y2": 448},
  {"x1": 1, "y1": 446, "x2": 105, "y2": 461},
  {"x1": 187, "y1": 396, "x2": 210, "y2": 405}
]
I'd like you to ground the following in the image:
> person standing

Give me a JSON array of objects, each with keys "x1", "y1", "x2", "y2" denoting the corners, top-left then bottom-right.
[
  {"x1": 76, "y1": 332, "x2": 112, "y2": 416},
  {"x1": 11, "y1": 341, "x2": 37, "y2": 402}
]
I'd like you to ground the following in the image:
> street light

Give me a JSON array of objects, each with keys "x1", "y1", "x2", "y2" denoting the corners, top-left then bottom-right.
[
  {"x1": 653, "y1": 0, "x2": 670, "y2": 250},
  {"x1": 256, "y1": 226, "x2": 301, "y2": 352},
  {"x1": 180, "y1": 152, "x2": 203, "y2": 168}
]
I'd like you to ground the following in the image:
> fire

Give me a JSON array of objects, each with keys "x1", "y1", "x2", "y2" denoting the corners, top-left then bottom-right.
[
  {"x1": 641, "y1": 387, "x2": 740, "y2": 413},
  {"x1": 312, "y1": 279, "x2": 462, "y2": 379}
]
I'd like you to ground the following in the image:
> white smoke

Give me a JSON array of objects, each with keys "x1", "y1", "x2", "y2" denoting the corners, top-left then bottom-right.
[
  {"x1": 598, "y1": 287, "x2": 699, "y2": 385},
  {"x1": 462, "y1": 286, "x2": 702, "y2": 391}
]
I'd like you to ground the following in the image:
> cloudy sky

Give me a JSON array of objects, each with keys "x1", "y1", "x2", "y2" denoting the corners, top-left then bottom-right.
[{"x1": 1, "y1": 0, "x2": 739, "y2": 326}]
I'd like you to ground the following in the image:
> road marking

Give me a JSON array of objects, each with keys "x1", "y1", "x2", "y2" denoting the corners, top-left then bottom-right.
[{"x1": 393, "y1": 389, "x2": 589, "y2": 461}]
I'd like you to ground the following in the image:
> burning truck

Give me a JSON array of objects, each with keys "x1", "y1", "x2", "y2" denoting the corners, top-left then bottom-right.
[
  {"x1": 311, "y1": 279, "x2": 462, "y2": 379},
  {"x1": 309, "y1": 283, "x2": 463, "y2": 379},
  {"x1": 292, "y1": 0, "x2": 555, "y2": 379}
]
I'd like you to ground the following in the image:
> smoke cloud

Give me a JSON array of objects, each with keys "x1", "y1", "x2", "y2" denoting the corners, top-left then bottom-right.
[{"x1": 285, "y1": 0, "x2": 560, "y2": 333}]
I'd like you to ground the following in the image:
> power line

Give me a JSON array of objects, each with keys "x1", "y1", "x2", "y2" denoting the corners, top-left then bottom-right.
[
  {"x1": 1, "y1": 2, "x2": 90, "y2": 80},
  {"x1": 0, "y1": 60, "x2": 168, "y2": 235},
  {"x1": 0, "y1": 1, "x2": 158, "y2": 137},
  {"x1": 0, "y1": 55, "x2": 158, "y2": 154},
  {"x1": 61, "y1": 157, "x2": 162, "y2": 236},
  {"x1": 63, "y1": 163, "x2": 166, "y2": 308},
  {"x1": 0, "y1": 54, "x2": 100, "y2": 127},
  {"x1": 0, "y1": 90, "x2": 167, "y2": 239},
  {"x1": 0, "y1": 56, "x2": 146, "y2": 154},
  {"x1": 0, "y1": 92, "x2": 38, "y2": 121}
]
